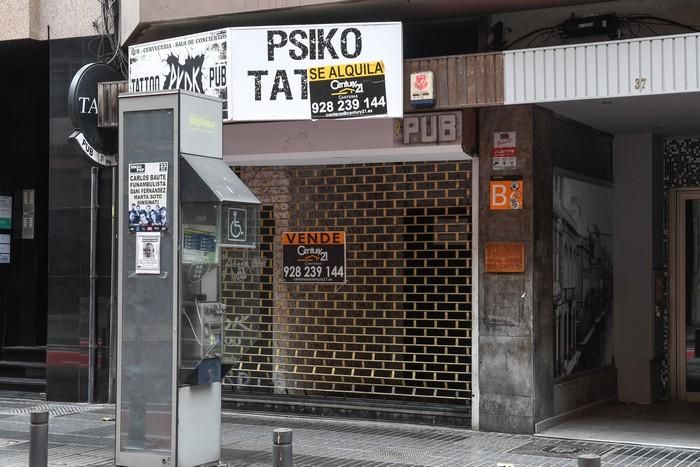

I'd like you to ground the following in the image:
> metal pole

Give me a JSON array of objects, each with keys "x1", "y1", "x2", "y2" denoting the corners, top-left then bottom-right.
[
  {"x1": 108, "y1": 165, "x2": 118, "y2": 403},
  {"x1": 88, "y1": 166, "x2": 99, "y2": 403},
  {"x1": 272, "y1": 428, "x2": 292, "y2": 467},
  {"x1": 578, "y1": 454, "x2": 601, "y2": 467},
  {"x1": 29, "y1": 411, "x2": 48, "y2": 467}
]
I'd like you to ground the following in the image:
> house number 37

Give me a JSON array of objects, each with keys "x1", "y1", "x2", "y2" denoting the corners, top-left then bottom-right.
[{"x1": 634, "y1": 77, "x2": 647, "y2": 90}]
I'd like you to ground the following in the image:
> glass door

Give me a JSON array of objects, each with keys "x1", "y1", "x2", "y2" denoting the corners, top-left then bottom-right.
[
  {"x1": 684, "y1": 198, "x2": 700, "y2": 400},
  {"x1": 673, "y1": 191, "x2": 700, "y2": 401}
]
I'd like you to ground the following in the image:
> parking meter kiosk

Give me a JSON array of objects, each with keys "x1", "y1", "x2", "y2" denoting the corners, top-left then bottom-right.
[{"x1": 116, "y1": 90, "x2": 260, "y2": 467}]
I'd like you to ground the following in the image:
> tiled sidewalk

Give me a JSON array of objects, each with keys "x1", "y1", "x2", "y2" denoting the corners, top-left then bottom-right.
[{"x1": 0, "y1": 396, "x2": 698, "y2": 466}]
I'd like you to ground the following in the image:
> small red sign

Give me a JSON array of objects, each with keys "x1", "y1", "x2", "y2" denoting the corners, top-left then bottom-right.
[
  {"x1": 493, "y1": 131, "x2": 517, "y2": 157},
  {"x1": 415, "y1": 74, "x2": 428, "y2": 90}
]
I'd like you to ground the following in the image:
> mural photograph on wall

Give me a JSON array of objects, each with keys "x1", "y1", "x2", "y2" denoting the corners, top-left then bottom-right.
[{"x1": 553, "y1": 171, "x2": 613, "y2": 378}]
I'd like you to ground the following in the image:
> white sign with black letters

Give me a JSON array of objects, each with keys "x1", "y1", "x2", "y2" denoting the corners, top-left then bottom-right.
[
  {"x1": 128, "y1": 23, "x2": 401, "y2": 122},
  {"x1": 129, "y1": 29, "x2": 230, "y2": 119},
  {"x1": 492, "y1": 131, "x2": 517, "y2": 171},
  {"x1": 229, "y1": 22, "x2": 403, "y2": 121},
  {"x1": 127, "y1": 162, "x2": 169, "y2": 232},
  {"x1": 135, "y1": 232, "x2": 161, "y2": 275}
]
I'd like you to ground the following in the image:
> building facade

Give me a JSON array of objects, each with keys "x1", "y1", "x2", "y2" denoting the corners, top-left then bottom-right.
[
  {"x1": 4, "y1": 0, "x2": 700, "y2": 436},
  {"x1": 0, "y1": 1, "x2": 121, "y2": 402}
]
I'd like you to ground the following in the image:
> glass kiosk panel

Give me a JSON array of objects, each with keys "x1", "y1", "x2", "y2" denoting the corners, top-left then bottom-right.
[
  {"x1": 180, "y1": 202, "x2": 223, "y2": 381},
  {"x1": 218, "y1": 202, "x2": 261, "y2": 372},
  {"x1": 221, "y1": 202, "x2": 259, "y2": 249},
  {"x1": 119, "y1": 109, "x2": 175, "y2": 455}
]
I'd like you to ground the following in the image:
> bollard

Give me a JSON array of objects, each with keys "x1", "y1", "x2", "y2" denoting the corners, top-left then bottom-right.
[
  {"x1": 29, "y1": 411, "x2": 49, "y2": 467},
  {"x1": 578, "y1": 453, "x2": 601, "y2": 467},
  {"x1": 272, "y1": 428, "x2": 292, "y2": 467}
]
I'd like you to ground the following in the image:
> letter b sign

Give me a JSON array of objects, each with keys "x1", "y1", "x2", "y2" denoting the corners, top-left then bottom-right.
[{"x1": 489, "y1": 179, "x2": 523, "y2": 210}]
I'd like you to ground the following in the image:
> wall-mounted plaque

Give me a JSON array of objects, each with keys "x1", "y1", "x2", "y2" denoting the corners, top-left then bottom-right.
[
  {"x1": 492, "y1": 130, "x2": 517, "y2": 171},
  {"x1": 485, "y1": 242, "x2": 525, "y2": 273},
  {"x1": 22, "y1": 189, "x2": 35, "y2": 239},
  {"x1": 0, "y1": 233, "x2": 9, "y2": 264}
]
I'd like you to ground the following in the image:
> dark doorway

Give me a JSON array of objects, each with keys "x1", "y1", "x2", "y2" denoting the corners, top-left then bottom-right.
[{"x1": 0, "y1": 39, "x2": 49, "y2": 390}]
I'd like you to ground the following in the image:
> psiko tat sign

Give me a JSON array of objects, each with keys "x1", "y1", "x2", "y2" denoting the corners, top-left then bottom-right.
[
  {"x1": 128, "y1": 23, "x2": 402, "y2": 122},
  {"x1": 67, "y1": 63, "x2": 122, "y2": 166},
  {"x1": 282, "y1": 231, "x2": 346, "y2": 283},
  {"x1": 230, "y1": 22, "x2": 402, "y2": 121}
]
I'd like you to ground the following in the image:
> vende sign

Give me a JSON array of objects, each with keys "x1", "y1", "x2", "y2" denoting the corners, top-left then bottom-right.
[
  {"x1": 230, "y1": 22, "x2": 402, "y2": 121},
  {"x1": 128, "y1": 23, "x2": 402, "y2": 123}
]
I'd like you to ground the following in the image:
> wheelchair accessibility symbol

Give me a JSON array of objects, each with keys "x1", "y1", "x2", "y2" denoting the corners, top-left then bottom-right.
[{"x1": 228, "y1": 208, "x2": 247, "y2": 242}]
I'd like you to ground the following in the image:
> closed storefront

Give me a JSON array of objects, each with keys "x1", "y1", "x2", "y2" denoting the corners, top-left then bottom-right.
[
  {"x1": 218, "y1": 114, "x2": 475, "y2": 420},
  {"x1": 223, "y1": 161, "x2": 472, "y2": 404}
]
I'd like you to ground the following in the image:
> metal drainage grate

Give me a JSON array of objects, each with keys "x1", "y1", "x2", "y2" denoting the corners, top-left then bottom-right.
[
  {"x1": 222, "y1": 413, "x2": 470, "y2": 443},
  {"x1": 452, "y1": 435, "x2": 533, "y2": 451},
  {"x1": 0, "y1": 403, "x2": 105, "y2": 417},
  {"x1": 372, "y1": 447, "x2": 434, "y2": 462},
  {"x1": 606, "y1": 446, "x2": 700, "y2": 463},
  {"x1": 509, "y1": 439, "x2": 614, "y2": 459}
]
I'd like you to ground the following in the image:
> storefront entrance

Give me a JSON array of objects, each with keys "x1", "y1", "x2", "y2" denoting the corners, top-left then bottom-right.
[
  {"x1": 0, "y1": 40, "x2": 49, "y2": 392},
  {"x1": 220, "y1": 161, "x2": 473, "y2": 421},
  {"x1": 219, "y1": 115, "x2": 476, "y2": 425},
  {"x1": 671, "y1": 190, "x2": 700, "y2": 403},
  {"x1": 539, "y1": 184, "x2": 700, "y2": 445},
  {"x1": 533, "y1": 92, "x2": 700, "y2": 444}
]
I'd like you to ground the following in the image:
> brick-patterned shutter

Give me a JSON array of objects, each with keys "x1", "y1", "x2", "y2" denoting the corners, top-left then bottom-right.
[{"x1": 221, "y1": 161, "x2": 472, "y2": 406}]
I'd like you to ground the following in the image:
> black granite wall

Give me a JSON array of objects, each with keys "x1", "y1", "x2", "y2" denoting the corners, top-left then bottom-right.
[
  {"x1": 47, "y1": 37, "x2": 114, "y2": 402},
  {"x1": 0, "y1": 40, "x2": 49, "y2": 350}
]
